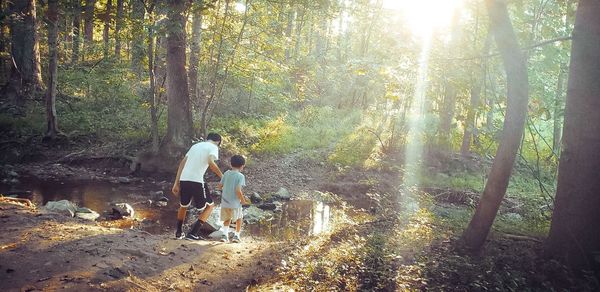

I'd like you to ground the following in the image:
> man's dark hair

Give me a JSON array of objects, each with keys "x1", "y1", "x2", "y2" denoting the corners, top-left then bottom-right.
[
  {"x1": 206, "y1": 133, "x2": 222, "y2": 145},
  {"x1": 230, "y1": 155, "x2": 246, "y2": 168}
]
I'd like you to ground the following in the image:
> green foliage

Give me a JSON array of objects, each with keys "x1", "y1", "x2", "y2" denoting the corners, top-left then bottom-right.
[
  {"x1": 328, "y1": 126, "x2": 378, "y2": 167},
  {"x1": 252, "y1": 106, "x2": 362, "y2": 154},
  {"x1": 57, "y1": 61, "x2": 159, "y2": 142}
]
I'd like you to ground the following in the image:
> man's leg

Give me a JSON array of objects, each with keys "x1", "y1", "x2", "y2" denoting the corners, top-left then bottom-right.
[
  {"x1": 198, "y1": 204, "x2": 213, "y2": 222},
  {"x1": 176, "y1": 207, "x2": 187, "y2": 237}
]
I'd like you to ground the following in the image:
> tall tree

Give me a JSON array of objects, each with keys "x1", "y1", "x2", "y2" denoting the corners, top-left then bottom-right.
[
  {"x1": 7, "y1": 0, "x2": 44, "y2": 92},
  {"x1": 44, "y1": 0, "x2": 59, "y2": 140},
  {"x1": 71, "y1": 0, "x2": 82, "y2": 64},
  {"x1": 0, "y1": 0, "x2": 8, "y2": 54},
  {"x1": 462, "y1": 0, "x2": 529, "y2": 251},
  {"x1": 131, "y1": 0, "x2": 145, "y2": 76},
  {"x1": 163, "y1": 0, "x2": 193, "y2": 156},
  {"x1": 552, "y1": 64, "x2": 566, "y2": 156},
  {"x1": 144, "y1": 0, "x2": 159, "y2": 153},
  {"x1": 188, "y1": 1, "x2": 203, "y2": 110},
  {"x1": 103, "y1": 0, "x2": 112, "y2": 59},
  {"x1": 114, "y1": 0, "x2": 123, "y2": 57},
  {"x1": 545, "y1": 0, "x2": 600, "y2": 270},
  {"x1": 83, "y1": 0, "x2": 95, "y2": 59}
]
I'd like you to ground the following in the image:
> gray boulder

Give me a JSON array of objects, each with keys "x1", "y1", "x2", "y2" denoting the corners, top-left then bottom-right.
[
  {"x1": 250, "y1": 192, "x2": 263, "y2": 203},
  {"x1": 110, "y1": 203, "x2": 135, "y2": 219},
  {"x1": 117, "y1": 177, "x2": 131, "y2": 184},
  {"x1": 257, "y1": 202, "x2": 277, "y2": 211},
  {"x1": 75, "y1": 207, "x2": 100, "y2": 221},
  {"x1": 44, "y1": 200, "x2": 78, "y2": 217},
  {"x1": 243, "y1": 206, "x2": 273, "y2": 224},
  {"x1": 274, "y1": 187, "x2": 291, "y2": 200},
  {"x1": 185, "y1": 206, "x2": 221, "y2": 233}
]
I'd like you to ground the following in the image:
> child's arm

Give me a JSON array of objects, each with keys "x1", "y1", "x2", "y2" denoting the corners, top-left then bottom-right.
[{"x1": 236, "y1": 185, "x2": 248, "y2": 205}]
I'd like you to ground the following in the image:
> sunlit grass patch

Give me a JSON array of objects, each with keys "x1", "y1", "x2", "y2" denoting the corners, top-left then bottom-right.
[{"x1": 251, "y1": 106, "x2": 362, "y2": 155}]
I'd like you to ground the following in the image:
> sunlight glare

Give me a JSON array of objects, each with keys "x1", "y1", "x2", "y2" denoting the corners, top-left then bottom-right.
[
  {"x1": 383, "y1": 0, "x2": 462, "y2": 37},
  {"x1": 235, "y1": 2, "x2": 246, "y2": 13}
]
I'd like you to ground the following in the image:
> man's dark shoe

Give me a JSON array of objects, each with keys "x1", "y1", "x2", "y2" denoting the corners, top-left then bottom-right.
[
  {"x1": 175, "y1": 231, "x2": 185, "y2": 240},
  {"x1": 185, "y1": 233, "x2": 206, "y2": 241}
]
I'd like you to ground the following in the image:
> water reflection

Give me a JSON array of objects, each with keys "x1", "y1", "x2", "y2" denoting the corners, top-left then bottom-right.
[
  {"x1": 247, "y1": 200, "x2": 333, "y2": 240},
  {"x1": 312, "y1": 201, "x2": 331, "y2": 235}
]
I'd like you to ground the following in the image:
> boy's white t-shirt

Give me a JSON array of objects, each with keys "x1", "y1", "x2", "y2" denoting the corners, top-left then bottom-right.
[{"x1": 179, "y1": 141, "x2": 219, "y2": 183}]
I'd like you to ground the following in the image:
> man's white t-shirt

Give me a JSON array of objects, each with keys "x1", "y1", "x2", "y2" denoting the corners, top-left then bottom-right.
[{"x1": 179, "y1": 141, "x2": 219, "y2": 183}]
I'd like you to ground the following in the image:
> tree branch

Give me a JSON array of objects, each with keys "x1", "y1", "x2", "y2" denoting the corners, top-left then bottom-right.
[{"x1": 438, "y1": 36, "x2": 572, "y2": 61}]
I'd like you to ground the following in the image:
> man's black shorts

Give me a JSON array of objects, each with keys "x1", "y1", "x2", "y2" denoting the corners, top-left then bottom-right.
[{"x1": 180, "y1": 181, "x2": 213, "y2": 209}]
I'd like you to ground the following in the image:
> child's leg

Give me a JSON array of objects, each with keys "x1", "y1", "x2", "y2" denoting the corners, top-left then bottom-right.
[
  {"x1": 223, "y1": 219, "x2": 231, "y2": 232},
  {"x1": 235, "y1": 218, "x2": 242, "y2": 234}
]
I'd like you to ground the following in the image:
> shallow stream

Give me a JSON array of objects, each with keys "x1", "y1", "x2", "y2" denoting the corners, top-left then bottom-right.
[{"x1": 1, "y1": 179, "x2": 337, "y2": 241}]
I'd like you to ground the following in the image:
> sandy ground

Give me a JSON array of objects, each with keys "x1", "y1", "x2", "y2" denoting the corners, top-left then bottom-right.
[
  {"x1": 0, "y1": 151, "x2": 335, "y2": 291},
  {"x1": 0, "y1": 201, "x2": 286, "y2": 291}
]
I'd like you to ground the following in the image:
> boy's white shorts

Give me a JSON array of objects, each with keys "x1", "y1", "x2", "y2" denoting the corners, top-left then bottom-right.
[{"x1": 220, "y1": 207, "x2": 243, "y2": 222}]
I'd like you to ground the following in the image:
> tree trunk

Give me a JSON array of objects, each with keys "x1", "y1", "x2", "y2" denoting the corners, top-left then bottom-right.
[
  {"x1": 83, "y1": 0, "x2": 95, "y2": 59},
  {"x1": 163, "y1": 0, "x2": 193, "y2": 156},
  {"x1": 284, "y1": 5, "x2": 294, "y2": 63},
  {"x1": 103, "y1": 0, "x2": 112, "y2": 59},
  {"x1": 460, "y1": 84, "x2": 481, "y2": 156},
  {"x1": 438, "y1": 82, "x2": 456, "y2": 145},
  {"x1": 114, "y1": 0, "x2": 123, "y2": 57},
  {"x1": 0, "y1": 0, "x2": 6, "y2": 54},
  {"x1": 44, "y1": 0, "x2": 59, "y2": 140},
  {"x1": 552, "y1": 64, "x2": 565, "y2": 156},
  {"x1": 188, "y1": 3, "x2": 203, "y2": 110},
  {"x1": 130, "y1": 0, "x2": 145, "y2": 76},
  {"x1": 462, "y1": 0, "x2": 529, "y2": 251},
  {"x1": 7, "y1": 0, "x2": 44, "y2": 92},
  {"x1": 545, "y1": 0, "x2": 600, "y2": 271},
  {"x1": 147, "y1": 8, "x2": 159, "y2": 153},
  {"x1": 71, "y1": 0, "x2": 81, "y2": 64}
]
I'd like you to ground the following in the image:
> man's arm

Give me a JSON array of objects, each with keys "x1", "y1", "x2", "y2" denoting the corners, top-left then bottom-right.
[
  {"x1": 208, "y1": 157, "x2": 223, "y2": 179},
  {"x1": 172, "y1": 156, "x2": 187, "y2": 196}
]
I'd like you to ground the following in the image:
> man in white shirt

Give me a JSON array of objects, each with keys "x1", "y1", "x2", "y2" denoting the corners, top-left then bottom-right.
[{"x1": 172, "y1": 133, "x2": 223, "y2": 240}]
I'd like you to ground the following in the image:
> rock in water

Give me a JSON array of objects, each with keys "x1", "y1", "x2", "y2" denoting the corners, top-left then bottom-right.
[
  {"x1": 250, "y1": 192, "x2": 263, "y2": 203},
  {"x1": 111, "y1": 203, "x2": 135, "y2": 219},
  {"x1": 274, "y1": 187, "x2": 291, "y2": 200},
  {"x1": 117, "y1": 177, "x2": 131, "y2": 184},
  {"x1": 243, "y1": 206, "x2": 273, "y2": 224},
  {"x1": 150, "y1": 190, "x2": 164, "y2": 199},
  {"x1": 44, "y1": 200, "x2": 78, "y2": 217},
  {"x1": 257, "y1": 202, "x2": 277, "y2": 211},
  {"x1": 75, "y1": 207, "x2": 100, "y2": 221},
  {"x1": 154, "y1": 196, "x2": 169, "y2": 207}
]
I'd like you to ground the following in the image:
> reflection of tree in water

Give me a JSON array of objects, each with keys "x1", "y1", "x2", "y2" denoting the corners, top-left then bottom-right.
[
  {"x1": 26, "y1": 181, "x2": 127, "y2": 213},
  {"x1": 311, "y1": 201, "x2": 330, "y2": 235},
  {"x1": 246, "y1": 200, "x2": 332, "y2": 240}
]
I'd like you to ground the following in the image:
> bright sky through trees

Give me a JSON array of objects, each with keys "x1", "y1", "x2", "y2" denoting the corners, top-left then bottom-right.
[{"x1": 383, "y1": 0, "x2": 462, "y2": 37}]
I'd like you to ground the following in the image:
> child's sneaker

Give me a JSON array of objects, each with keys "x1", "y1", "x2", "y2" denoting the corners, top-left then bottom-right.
[
  {"x1": 231, "y1": 233, "x2": 241, "y2": 243},
  {"x1": 220, "y1": 233, "x2": 229, "y2": 243}
]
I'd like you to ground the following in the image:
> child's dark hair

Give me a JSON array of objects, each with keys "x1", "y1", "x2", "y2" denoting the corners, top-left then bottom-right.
[
  {"x1": 206, "y1": 133, "x2": 222, "y2": 145},
  {"x1": 230, "y1": 155, "x2": 246, "y2": 168}
]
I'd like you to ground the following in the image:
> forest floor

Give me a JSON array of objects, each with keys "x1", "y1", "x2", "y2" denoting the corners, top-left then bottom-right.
[{"x1": 1, "y1": 143, "x2": 598, "y2": 291}]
